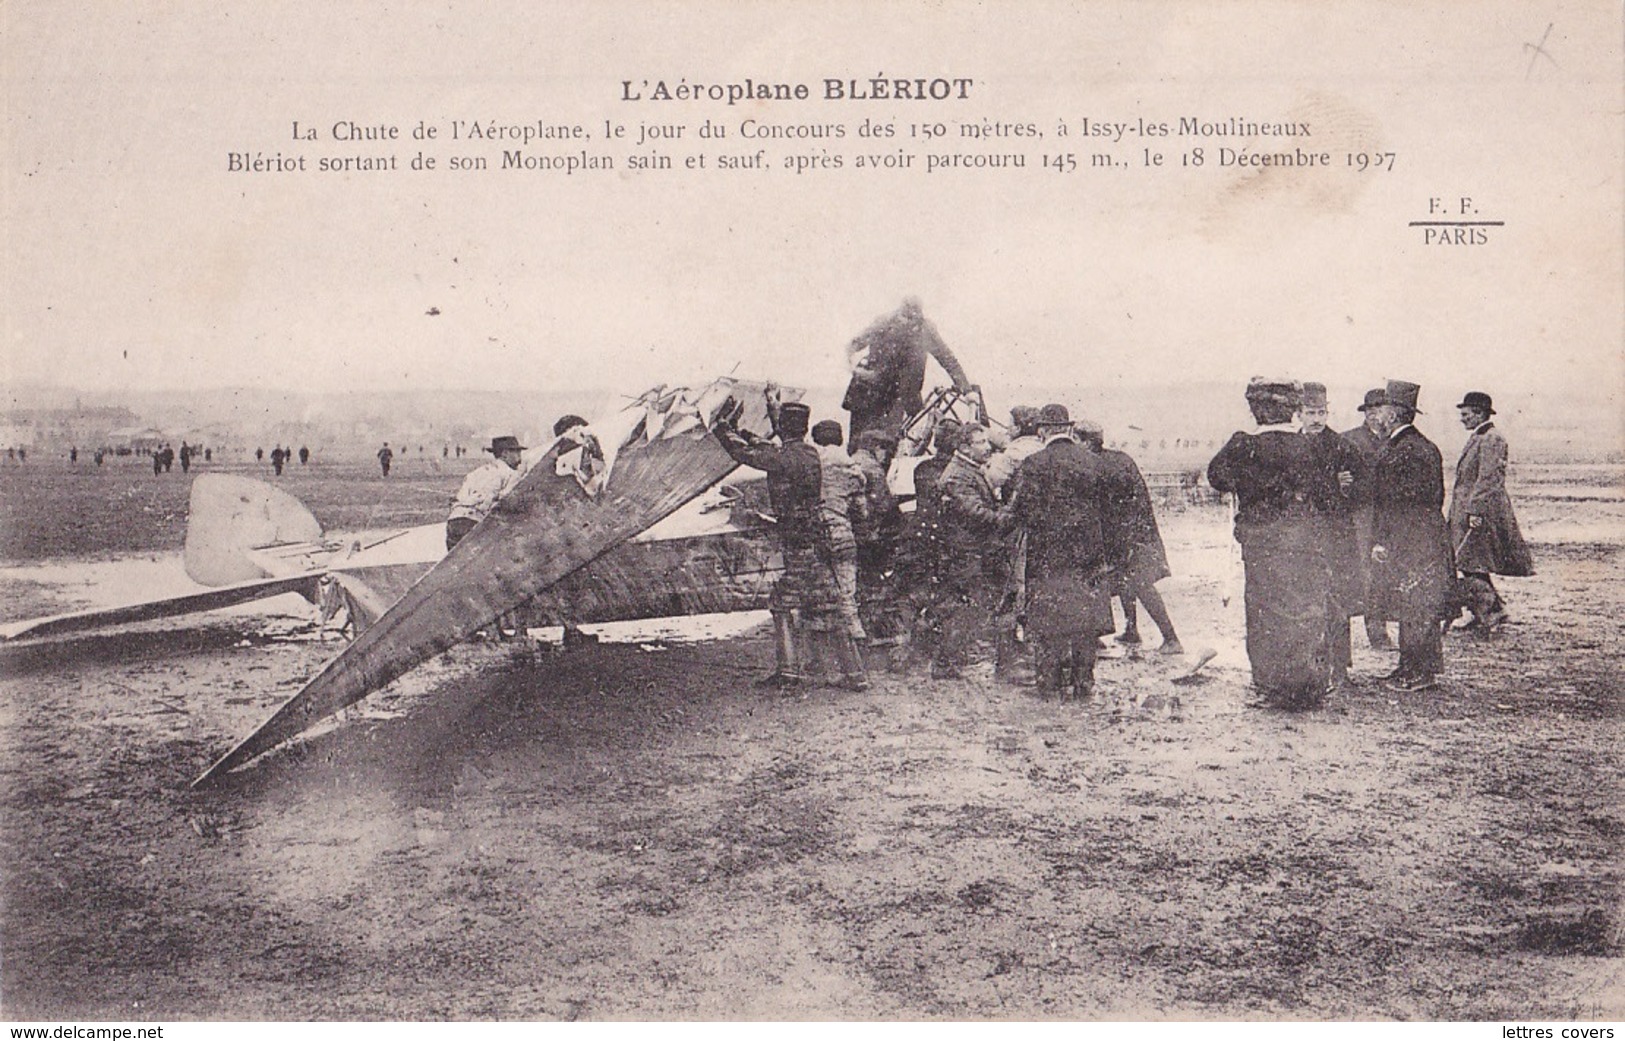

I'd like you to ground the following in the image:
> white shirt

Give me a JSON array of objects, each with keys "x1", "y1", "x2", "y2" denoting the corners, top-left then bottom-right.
[
  {"x1": 984, "y1": 434, "x2": 1044, "y2": 493},
  {"x1": 448, "y1": 459, "x2": 523, "y2": 523}
]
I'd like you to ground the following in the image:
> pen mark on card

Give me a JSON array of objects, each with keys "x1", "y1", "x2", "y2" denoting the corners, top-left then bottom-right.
[{"x1": 1525, "y1": 22, "x2": 1558, "y2": 79}]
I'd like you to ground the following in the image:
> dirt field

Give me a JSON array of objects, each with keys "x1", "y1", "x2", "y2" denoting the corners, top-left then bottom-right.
[{"x1": 0, "y1": 459, "x2": 1620, "y2": 1020}]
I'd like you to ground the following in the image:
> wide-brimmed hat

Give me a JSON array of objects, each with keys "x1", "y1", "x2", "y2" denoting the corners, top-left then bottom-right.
[
  {"x1": 1384, "y1": 380, "x2": 1423, "y2": 414},
  {"x1": 486, "y1": 435, "x2": 527, "y2": 454},
  {"x1": 1455, "y1": 391, "x2": 1495, "y2": 414},
  {"x1": 1356, "y1": 388, "x2": 1387, "y2": 412},
  {"x1": 1037, "y1": 403, "x2": 1072, "y2": 427}
]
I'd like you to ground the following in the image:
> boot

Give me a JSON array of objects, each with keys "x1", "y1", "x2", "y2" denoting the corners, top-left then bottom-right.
[
  {"x1": 759, "y1": 611, "x2": 803, "y2": 687},
  {"x1": 829, "y1": 632, "x2": 871, "y2": 691}
]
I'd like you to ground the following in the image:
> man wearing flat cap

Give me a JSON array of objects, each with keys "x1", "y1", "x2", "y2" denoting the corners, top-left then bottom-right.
[
  {"x1": 1368, "y1": 380, "x2": 1455, "y2": 692},
  {"x1": 1208, "y1": 378, "x2": 1333, "y2": 708},
  {"x1": 1008, "y1": 404, "x2": 1116, "y2": 697},
  {"x1": 446, "y1": 435, "x2": 528, "y2": 550},
  {"x1": 715, "y1": 392, "x2": 868, "y2": 691},
  {"x1": 1341, "y1": 389, "x2": 1394, "y2": 650},
  {"x1": 1449, "y1": 391, "x2": 1533, "y2": 632}
]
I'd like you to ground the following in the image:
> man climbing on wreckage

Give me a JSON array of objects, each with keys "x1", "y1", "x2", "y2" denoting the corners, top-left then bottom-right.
[
  {"x1": 842, "y1": 296, "x2": 973, "y2": 446},
  {"x1": 714, "y1": 388, "x2": 869, "y2": 692}
]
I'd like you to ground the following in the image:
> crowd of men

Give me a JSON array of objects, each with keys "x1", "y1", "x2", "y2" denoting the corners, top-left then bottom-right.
[
  {"x1": 711, "y1": 388, "x2": 1184, "y2": 699},
  {"x1": 430, "y1": 296, "x2": 1531, "y2": 710},
  {"x1": 1209, "y1": 378, "x2": 1532, "y2": 708}
]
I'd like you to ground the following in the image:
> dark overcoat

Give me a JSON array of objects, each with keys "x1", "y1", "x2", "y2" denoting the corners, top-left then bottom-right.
[
  {"x1": 938, "y1": 454, "x2": 1009, "y2": 588},
  {"x1": 1370, "y1": 425, "x2": 1455, "y2": 622},
  {"x1": 1341, "y1": 423, "x2": 1386, "y2": 608},
  {"x1": 1207, "y1": 429, "x2": 1332, "y2": 698},
  {"x1": 1099, "y1": 448, "x2": 1171, "y2": 587},
  {"x1": 1306, "y1": 427, "x2": 1367, "y2": 610},
  {"x1": 1448, "y1": 423, "x2": 1534, "y2": 577},
  {"x1": 1008, "y1": 438, "x2": 1114, "y2": 640}
]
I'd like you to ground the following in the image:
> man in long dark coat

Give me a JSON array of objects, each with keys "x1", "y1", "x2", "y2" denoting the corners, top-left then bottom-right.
[
  {"x1": 716, "y1": 396, "x2": 867, "y2": 691},
  {"x1": 1008, "y1": 405, "x2": 1115, "y2": 698},
  {"x1": 1207, "y1": 378, "x2": 1332, "y2": 708},
  {"x1": 1078, "y1": 419, "x2": 1182, "y2": 655},
  {"x1": 842, "y1": 297, "x2": 972, "y2": 444},
  {"x1": 1449, "y1": 391, "x2": 1534, "y2": 631},
  {"x1": 1368, "y1": 380, "x2": 1455, "y2": 691},
  {"x1": 1341, "y1": 389, "x2": 1394, "y2": 649}
]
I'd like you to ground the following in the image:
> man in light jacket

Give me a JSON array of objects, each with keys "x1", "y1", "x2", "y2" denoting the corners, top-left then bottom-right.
[{"x1": 1448, "y1": 391, "x2": 1533, "y2": 632}]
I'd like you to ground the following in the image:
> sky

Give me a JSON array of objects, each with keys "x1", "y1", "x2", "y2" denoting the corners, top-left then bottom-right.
[{"x1": 3, "y1": 1, "x2": 1621, "y2": 409}]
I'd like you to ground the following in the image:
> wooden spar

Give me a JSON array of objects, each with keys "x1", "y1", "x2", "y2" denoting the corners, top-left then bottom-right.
[
  {"x1": 0, "y1": 573, "x2": 323, "y2": 642},
  {"x1": 193, "y1": 379, "x2": 777, "y2": 786}
]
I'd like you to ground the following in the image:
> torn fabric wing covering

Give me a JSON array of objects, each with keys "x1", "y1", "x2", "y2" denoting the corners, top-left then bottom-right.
[{"x1": 194, "y1": 377, "x2": 784, "y2": 786}]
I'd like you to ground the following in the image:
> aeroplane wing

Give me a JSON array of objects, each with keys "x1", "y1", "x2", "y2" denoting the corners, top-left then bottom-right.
[
  {"x1": 0, "y1": 572, "x2": 324, "y2": 642},
  {"x1": 193, "y1": 377, "x2": 779, "y2": 786}
]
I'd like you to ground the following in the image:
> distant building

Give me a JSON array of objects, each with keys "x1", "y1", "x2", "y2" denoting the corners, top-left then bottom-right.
[{"x1": 106, "y1": 426, "x2": 168, "y2": 455}]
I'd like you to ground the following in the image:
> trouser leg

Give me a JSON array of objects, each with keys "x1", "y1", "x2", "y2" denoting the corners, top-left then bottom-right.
[
  {"x1": 1135, "y1": 584, "x2": 1179, "y2": 643},
  {"x1": 993, "y1": 619, "x2": 1025, "y2": 681},
  {"x1": 1329, "y1": 607, "x2": 1352, "y2": 681},
  {"x1": 1118, "y1": 595, "x2": 1140, "y2": 639},
  {"x1": 1071, "y1": 638, "x2": 1097, "y2": 696},
  {"x1": 834, "y1": 552, "x2": 866, "y2": 640},
  {"x1": 1363, "y1": 612, "x2": 1392, "y2": 649},
  {"x1": 934, "y1": 589, "x2": 987, "y2": 674},
  {"x1": 1032, "y1": 638, "x2": 1066, "y2": 695},
  {"x1": 1397, "y1": 617, "x2": 1443, "y2": 679}
]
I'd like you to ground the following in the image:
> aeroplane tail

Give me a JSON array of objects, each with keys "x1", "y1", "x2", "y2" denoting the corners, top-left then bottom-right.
[{"x1": 184, "y1": 475, "x2": 325, "y2": 586}]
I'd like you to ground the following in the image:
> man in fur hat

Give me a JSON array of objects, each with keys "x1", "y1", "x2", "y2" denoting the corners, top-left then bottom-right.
[
  {"x1": 1449, "y1": 391, "x2": 1533, "y2": 632},
  {"x1": 1208, "y1": 379, "x2": 1333, "y2": 708}
]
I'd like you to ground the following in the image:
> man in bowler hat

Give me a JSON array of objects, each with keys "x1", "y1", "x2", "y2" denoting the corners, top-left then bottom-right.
[
  {"x1": 1008, "y1": 404, "x2": 1116, "y2": 697},
  {"x1": 1449, "y1": 391, "x2": 1533, "y2": 631}
]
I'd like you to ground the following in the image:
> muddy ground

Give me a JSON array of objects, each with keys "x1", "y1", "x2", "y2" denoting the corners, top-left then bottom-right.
[{"x1": 0, "y1": 459, "x2": 1620, "y2": 1020}]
